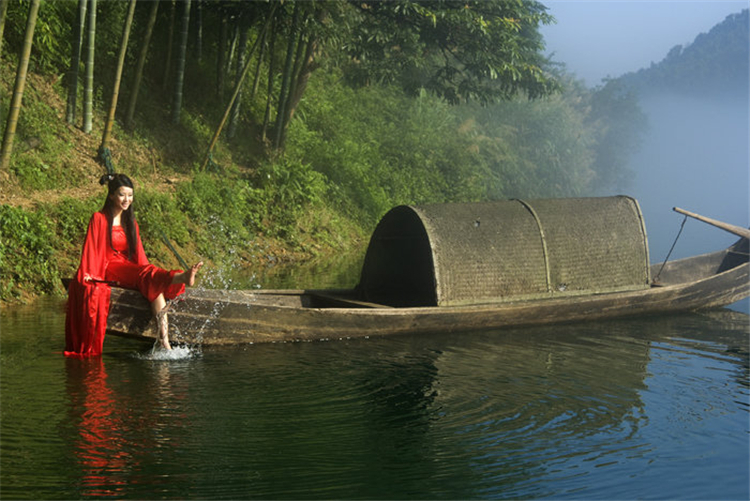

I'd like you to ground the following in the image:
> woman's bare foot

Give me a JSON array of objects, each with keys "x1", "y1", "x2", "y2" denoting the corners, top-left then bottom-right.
[
  {"x1": 160, "y1": 336, "x2": 172, "y2": 350},
  {"x1": 173, "y1": 261, "x2": 204, "y2": 287},
  {"x1": 186, "y1": 261, "x2": 203, "y2": 287}
]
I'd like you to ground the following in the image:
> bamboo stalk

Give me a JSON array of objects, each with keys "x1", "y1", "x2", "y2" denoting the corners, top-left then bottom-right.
[
  {"x1": 0, "y1": 0, "x2": 40, "y2": 170},
  {"x1": 82, "y1": 0, "x2": 97, "y2": 134},
  {"x1": 201, "y1": 5, "x2": 277, "y2": 171},
  {"x1": 125, "y1": 0, "x2": 159, "y2": 130},
  {"x1": 0, "y1": 0, "x2": 9, "y2": 57},
  {"x1": 100, "y1": 0, "x2": 136, "y2": 150},
  {"x1": 66, "y1": 0, "x2": 87, "y2": 124},
  {"x1": 171, "y1": 0, "x2": 191, "y2": 124}
]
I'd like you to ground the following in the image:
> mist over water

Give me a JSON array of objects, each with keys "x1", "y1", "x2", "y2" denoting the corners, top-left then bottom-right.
[{"x1": 629, "y1": 93, "x2": 749, "y2": 262}]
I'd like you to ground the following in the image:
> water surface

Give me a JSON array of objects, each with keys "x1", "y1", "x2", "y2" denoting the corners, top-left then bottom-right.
[{"x1": 1, "y1": 295, "x2": 748, "y2": 499}]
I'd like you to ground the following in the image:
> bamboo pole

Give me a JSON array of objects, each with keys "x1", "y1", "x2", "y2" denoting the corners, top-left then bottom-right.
[
  {"x1": 82, "y1": 0, "x2": 97, "y2": 133},
  {"x1": 200, "y1": 6, "x2": 277, "y2": 171},
  {"x1": 171, "y1": 0, "x2": 191, "y2": 124},
  {"x1": 673, "y1": 207, "x2": 750, "y2": 240},
  {"x1": 125, "y1": 0, "x2": 159, "y2": 130},
  {"x1": 66, "y1": 0, "x2": 88, "y2": 124},
  {"x1": 100, "y1": 0, "x2": 137, "y2": 151},
  {"x1": 0, "y1": 0, "x2": 12, "y2": 61},
  {"x1": 0, "y1": 0, "x2": 40, "y2": 171}
]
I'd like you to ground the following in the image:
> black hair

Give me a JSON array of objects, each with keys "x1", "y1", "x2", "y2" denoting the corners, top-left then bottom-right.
[{"x1": 99, "y1": 173, "x2": 137, "y2": 260}]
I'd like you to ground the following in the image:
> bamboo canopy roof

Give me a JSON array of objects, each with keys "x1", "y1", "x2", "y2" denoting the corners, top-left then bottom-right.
[{"x1": 358, "y1": 197, "x2": 651, "y2": 306}]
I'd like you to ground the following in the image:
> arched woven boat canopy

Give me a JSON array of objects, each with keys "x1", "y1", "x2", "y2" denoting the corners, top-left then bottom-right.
[{"x1": 358, "y1": 196, "x2": 651, "y2": 307}]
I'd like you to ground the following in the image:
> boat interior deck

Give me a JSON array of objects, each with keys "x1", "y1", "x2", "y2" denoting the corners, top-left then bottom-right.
[{"x1": 650, "y1": 238, "x2": 748, "y2": 286}]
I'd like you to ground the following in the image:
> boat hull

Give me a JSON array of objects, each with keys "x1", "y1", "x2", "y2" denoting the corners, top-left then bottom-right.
[{"x1": 105, "y1": 244, "x2": 749, "y2": 346}]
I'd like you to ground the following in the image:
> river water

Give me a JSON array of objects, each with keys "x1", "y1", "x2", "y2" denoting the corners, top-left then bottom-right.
[{"x1": 2, "y1": 271, "x2": 748, "y2": 500}]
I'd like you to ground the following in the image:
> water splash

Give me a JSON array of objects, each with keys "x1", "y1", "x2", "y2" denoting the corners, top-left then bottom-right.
[{"x1": 135, "y1": 344, "x2": 201, "y2": 361}]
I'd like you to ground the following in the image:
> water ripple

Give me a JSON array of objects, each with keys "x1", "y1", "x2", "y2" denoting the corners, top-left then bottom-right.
[{"x1": 1, "y1": 300, "x2": 748, "y2": 499}]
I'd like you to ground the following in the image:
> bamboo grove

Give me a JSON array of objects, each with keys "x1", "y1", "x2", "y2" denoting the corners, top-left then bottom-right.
[
  {"x1": 0, "y1": 0, "x2": 647, "y2": 301},
  {"x1": 1, "y1": 1, "x2": 562, "y2": 163}
]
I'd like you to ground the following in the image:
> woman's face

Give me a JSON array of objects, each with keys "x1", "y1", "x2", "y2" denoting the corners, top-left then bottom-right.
[{"x1": 109, "y1": 186, "x2": 134, "y2": 213}]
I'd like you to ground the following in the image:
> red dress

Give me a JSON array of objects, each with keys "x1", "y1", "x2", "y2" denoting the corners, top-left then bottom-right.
[{"x1": 64, "y1": 212, "x2": 185, "y2": 357}]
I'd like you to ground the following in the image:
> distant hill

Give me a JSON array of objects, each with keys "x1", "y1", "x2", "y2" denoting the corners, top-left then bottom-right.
[{"x1": 617, "y1": 9, "x2": 749, "y2": 98}]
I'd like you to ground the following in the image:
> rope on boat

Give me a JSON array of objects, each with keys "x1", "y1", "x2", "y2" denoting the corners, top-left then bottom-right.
[
  {"x1": 160, "y1": 230, "x2": 190, "y2": 270},
  {"x1": 653, "y1": 214, "x2": 688, "y2": 284}
]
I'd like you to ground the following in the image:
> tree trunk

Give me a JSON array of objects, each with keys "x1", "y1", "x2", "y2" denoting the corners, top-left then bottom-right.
[
  {"x1": 195, "y1": 0, "x2": 202, "y2": 63},
  {"x1": 279, "y1": 35, "x2": 318, "y2": 150},
  {"x1": 100, "y1": 0, "x2": 136, "y2": 152},
  {"x1": 0, "y1": 0, "x2": 40, "y2": 171},
  {"x1": 0, "y1": 0, "x2": 10, "y2": 61},
  {"x1": 171, "y1": 0, "x2": 191, "y2": 124},
  {"x1": 273, "y1": 1, "x2": 300, "y2": 150},
  {"x1": 216, "y1": 14, "x2": 227, "y2": 100},
  {"x1": 250, "y1": 24, "x2": 267, "y2": 100},
  {"x1": 277, "y1": 28, "x2": 306, "y2": 150},
  {"x1": 65, "y1": 0, "x2": 87, "y2": 124},
  {"x1": 125, "y1": 0, "x2": 159, "y2": 130},
  {"x1": 200, "y1": 9, "x2": 276, "y2": 170},
  {"x1": 226, "y1": 23, "x2": 238, "y2": 81},
  {"x1": 261, "y1": 15, "x2": 277, "y2": 144},
  {"x1": 227, "y1": 24, "x2": 248, "y2": 139},
  {"x1": 162, "y1": 0, "x2": 175, "y2": 90},
  {"x1": 82, "y1": 0, "x2": 97, "y2": 134}
]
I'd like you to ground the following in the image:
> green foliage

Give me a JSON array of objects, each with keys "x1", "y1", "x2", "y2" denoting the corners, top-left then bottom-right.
[
  {"x1": 44, "y1": 195, "x2": 102, "y2": 246},
  {"x1": 285, "y1": 68, "x2": 620, "y2": 225},
  {"x1": 0, "y1": 0, "x2": 651, "y2": 303},
  {"x1": 133, "y1": 188, "x2": 191, "y2": 264},
  {"x1": 0, "y1": 204, "x2": 60, "y2": 300},
  {"x1": 2, "y1": 0, "x2": 74, "y2": 73},
  {"x1": 618, "y1": 9, "x2": 748, "y2": 97},
  {"x1": 175, "y1": 171, "x2": 262, "y2": 262},
  {"x1": 256, "y1": 156, "x2": 327, "y2": 226},
  {"x1": 586, "y1": 79, "x2": 647, "y2": 193},
  {"x1": 287, "y1": 73, "x2": 492, "y2": 225},
  {"x1": 339, "y1": 0, "x2": 559, "y2": 103},
  {"x1": 472, "y1": 90, "x2": 597, "y2": 198},
  {"x1": 6, "y1": 84, "x2": 81, "y2": 190}
]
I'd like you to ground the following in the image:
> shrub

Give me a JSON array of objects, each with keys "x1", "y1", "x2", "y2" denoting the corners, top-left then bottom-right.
[
  {"x1": 175, "y1": 171, "x2": 262, "y2": 262},
  {"x1": 0, "y1": 204, "x2": 60, "y2": 301}
]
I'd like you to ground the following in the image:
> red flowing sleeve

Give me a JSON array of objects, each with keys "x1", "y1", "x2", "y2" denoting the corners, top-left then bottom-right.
[{"x1": 64, "y1": 213, "x2": 112, "y2": 357}]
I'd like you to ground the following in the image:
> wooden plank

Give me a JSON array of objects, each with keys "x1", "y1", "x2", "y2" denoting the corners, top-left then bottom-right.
[
  {"x1": 309, "y1": 292, "x2": 394, "y2": 309},
  {"x1": 674, "y1": 207, "x2": 750, "y2": 239}
]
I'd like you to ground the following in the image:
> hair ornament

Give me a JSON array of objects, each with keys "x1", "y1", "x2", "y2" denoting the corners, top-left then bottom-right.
[{"x1": 99, "y1": 173, "x2": 117, "y2": 185}]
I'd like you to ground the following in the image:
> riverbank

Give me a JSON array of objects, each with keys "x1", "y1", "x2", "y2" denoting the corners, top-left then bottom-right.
[{"x1": 0, "y1": 70, "x2": 366, "y2": 304}]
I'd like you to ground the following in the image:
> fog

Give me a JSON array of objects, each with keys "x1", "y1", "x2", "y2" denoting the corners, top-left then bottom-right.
[
  {"x1": 630, "y1": 93, "x2": 749, "y2": 263},
  {"x1": 541, "y1": 1, "x2": 749, "y2": 268},
  {"x1": 541, "y1": 1, "x2": 745, "y2": 87}
]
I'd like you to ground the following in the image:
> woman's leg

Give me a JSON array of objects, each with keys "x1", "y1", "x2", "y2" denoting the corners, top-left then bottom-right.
[
  {"x1": 107, "y1": 260, "x2": 203, "y2": 351},
  {"x1": 151, "y1": 293, "x2": 171, "y2": 350}
]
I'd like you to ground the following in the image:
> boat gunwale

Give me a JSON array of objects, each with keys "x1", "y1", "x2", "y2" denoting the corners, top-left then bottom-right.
[{"x1": 211, "y1": 245, "x2": 748, "y2": 314}]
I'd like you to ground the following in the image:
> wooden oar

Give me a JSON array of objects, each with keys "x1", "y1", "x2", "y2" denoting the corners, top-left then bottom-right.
[{"x1": 673, "y1": 207, "x2": 750, "y2": 240}]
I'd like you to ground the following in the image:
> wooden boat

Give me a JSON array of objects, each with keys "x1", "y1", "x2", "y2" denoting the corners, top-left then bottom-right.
[{"x1": 98, "y1": 199, "x2": 749, "y2": 346}]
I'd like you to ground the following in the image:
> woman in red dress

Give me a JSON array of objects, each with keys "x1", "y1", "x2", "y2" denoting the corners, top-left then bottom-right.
[{"x1": 65, "y1": 174, "x2": 203, "y2": 357}]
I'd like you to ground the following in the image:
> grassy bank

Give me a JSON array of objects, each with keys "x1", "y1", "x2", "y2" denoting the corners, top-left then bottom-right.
[{"x1": 0, "y1": 70, "x2": 366, "y2": 304}]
